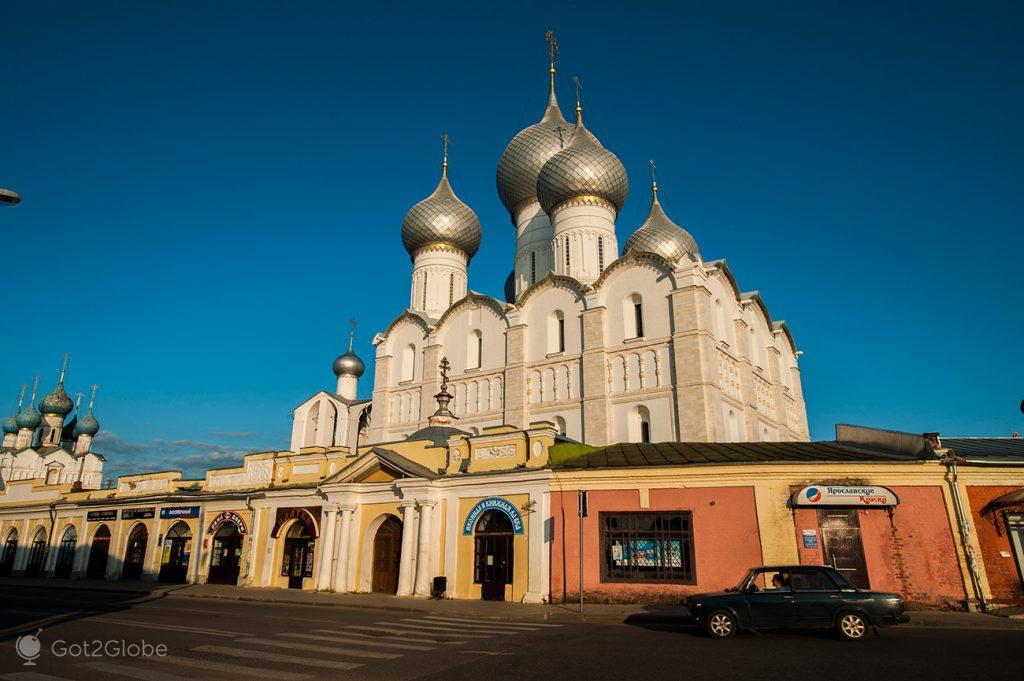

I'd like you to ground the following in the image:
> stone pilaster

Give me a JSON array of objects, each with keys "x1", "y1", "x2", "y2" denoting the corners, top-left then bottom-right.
[
  {"x1": 419, "y1": 343, "x2": 444, "y2": 425},
  {"x1": 580, "y1": 306, "x2": 610, "y2": 445},
  {"x1": 503, "y1": 321, "x2": 527, "y2": 429},
  {"x1": 669, "y1": 281, "x2": 718, "y2": 441},
  {"x1": 367, "y1": 351, "x2": 392, "y2": 444}
]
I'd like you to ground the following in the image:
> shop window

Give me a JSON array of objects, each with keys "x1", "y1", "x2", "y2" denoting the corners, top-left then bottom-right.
[{"x1": 600, "y1": 512, "x2": 694, "y2": 583}]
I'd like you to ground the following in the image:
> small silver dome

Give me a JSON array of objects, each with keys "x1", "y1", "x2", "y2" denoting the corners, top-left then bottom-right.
[
  {"x1": 625, "y1": 185, "x2": 700, "y2": 262},
  {"x1": 496, "y1": 71, "x2": 567, "y2": 215},
  {"x1": 401, "y1": 163, "x2": 482, "y2": 260},
  {"x1": 333, "y1": 350, "x2": 365, "y2": 378},
  {"x1": 536, "y1": 108, "x2": 628, "y2": 216}
]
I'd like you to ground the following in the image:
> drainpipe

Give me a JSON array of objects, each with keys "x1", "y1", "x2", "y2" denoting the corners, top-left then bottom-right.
[
  {"x1": 943, "y1": 455, "x2": 988, "y2": 612},
  {"x1": 44, "y1": 501, "x2": 58, "y2": 576},
  {"x1": 243, "y1": 495, "x2": 254, "y2": 583}
]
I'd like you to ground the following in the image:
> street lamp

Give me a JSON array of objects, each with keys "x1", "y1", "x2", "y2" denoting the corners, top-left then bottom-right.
[{"x1": 0, "y1": 188, "x2": 21, "y2": 206}]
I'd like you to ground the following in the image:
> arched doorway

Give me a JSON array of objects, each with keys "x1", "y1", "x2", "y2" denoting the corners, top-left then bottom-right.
[
  {"x1": 158, "y1": 522, "x2": 191, "y2": 583},
  {"x1": 371, "y1": 515, "x2": 402, "y2": 593},
  {"x1": 121, "y1": 523, "x2": 149, "y2": 579},
  {"x1": 0, "y1": 529, "x2": 18, "y2": 577},
  {"x1": 282, "y1": 520, "x2": 314, "y2": 589},
  {"x1": 474, "y1": 510, "x2": 514, "y2": 601},
  {"x1": 24, "y1": 528, "x2": 48, "y2": 578},
  {"x1": 208, "y1": 523, "x2": 243, "y2": 585},
  {"x1": 53, "y1": 526, "x2": 78, "y2": 579},
  {"x1": 86, "y1": 525, "x2": 111, "y2": 579}
]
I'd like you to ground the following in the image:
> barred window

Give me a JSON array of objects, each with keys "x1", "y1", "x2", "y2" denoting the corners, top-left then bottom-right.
[
  {"x1": 600, "y1": 512, "x2": 694, "y2": 583},
  {"x1": 598, "y1": 236, "x2": 605, "y2": 272},
  {"x1": 530, "y1": 251, "x2": 537, "y2": 284}
]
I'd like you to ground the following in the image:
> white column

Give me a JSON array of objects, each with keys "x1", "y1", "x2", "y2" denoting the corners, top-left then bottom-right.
[
  {"x1": 413, "y1": 501, "x2": 436, "y2": 597},
  {"x1": 396, "y1": 501, "x2": 418, "y2": 596},
  {"x1": 316, "y1": 507, "x2": 338, "y2": 590},
  {"x1": 333, "y1": 506, "x2": 355, "y2": 591}
]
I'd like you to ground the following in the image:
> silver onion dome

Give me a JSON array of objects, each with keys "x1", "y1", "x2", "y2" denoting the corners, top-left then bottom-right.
[
  {"x1": 496, "y1": 67, "x2": 567, "y2": 215},
  {"x1": 625, "y1": 183, "x2": 700, "y2": 262},
  {"x1": 333, "y1": 350, "x2": 365, "y2": 379},
  {"x1": 401, "y1": 155, "x2": 482, "y2": 260},
  {"x1": 536, "y1": 105, "x2": 629, "y2": 216}
]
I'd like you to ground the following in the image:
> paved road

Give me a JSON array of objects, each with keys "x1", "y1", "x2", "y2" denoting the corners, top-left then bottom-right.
[{"x1": 0, "y1": 587, "x2": 1021, "y2": 681}]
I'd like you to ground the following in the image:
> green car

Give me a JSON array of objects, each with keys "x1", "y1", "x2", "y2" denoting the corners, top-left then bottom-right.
[{"x1": 686, "y1": 565, "x2": 910, "y2": 641}]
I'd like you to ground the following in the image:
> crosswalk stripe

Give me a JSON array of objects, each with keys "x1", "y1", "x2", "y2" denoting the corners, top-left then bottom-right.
[
  {"x1": 79, "y1": 661, "x2": 192, "y2": 681},
  {"x1": 280, "y1": 631, "x2": 436, "y2": 651},
  {"x1": 377, "y1": 622, "x2": 494, "y2": 638},
  {"x1": 316, "y1": 628, "x2": 467, "y2": 645},
  {"x1": 421, "y1": 615, "x2": 563, "y2": 628},
  {"x1": 1, "y1": 672, "x2": 77, "y2": 681},
  {"x1": 399, "y1": 618, "x2": 536, "y2": 634},
  {"x1": 89, "y1": 616, "x2": 246, "y2": 637},
  {"x1": 345, "y1": 624, "x2": 489, "y2": 639},
  {"x1": 193, "y1": 645, "x2": 362, "y2": 670},
  {"x1": 238, "y1": 637, "x2": 401, "y2": 659},
  {"x1": 152, "y1": 653, "x2": 312, "y2": 680}
]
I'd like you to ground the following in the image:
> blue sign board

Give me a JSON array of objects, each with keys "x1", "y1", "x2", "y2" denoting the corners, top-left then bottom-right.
[
  {"x1": 160, "y1": 506, "x2": 201, "y2": 520},
  {"x1": 462, "y1": 497, "x2": 525, "y2": 535},
  {"x1": 802, "y1": 529, "x2": 819, "y2": 549}
]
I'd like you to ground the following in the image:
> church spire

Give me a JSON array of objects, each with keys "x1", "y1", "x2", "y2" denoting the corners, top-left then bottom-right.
[{"x1": 542, "y1": 29, "x2": 562, "y2": 121}]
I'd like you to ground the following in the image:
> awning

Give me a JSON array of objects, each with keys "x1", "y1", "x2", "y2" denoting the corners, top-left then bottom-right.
[
  {"x1": 981, "y1": 489, "x2": 1024, "y2": 514},
  {"x1": 790, "y1": 485, "x2": 899, "y2": 508}
]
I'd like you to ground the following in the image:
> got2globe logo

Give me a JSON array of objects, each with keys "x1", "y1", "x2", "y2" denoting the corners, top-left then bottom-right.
[
  {"x1": 15, "y1": 629, "x2": 43, "y2": 666},
  {"x1": 805, "y1": 487, "x2": 822, "y2": 503}
]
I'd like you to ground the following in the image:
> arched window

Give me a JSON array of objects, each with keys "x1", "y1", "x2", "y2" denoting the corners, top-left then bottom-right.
[
  {"x1": 624, "y1": 294, "x2": 644, "y2": 340},
  {"x1": 45, "y1": 466, "x2": 60, "y2": 485},
  {"x1": 54, "y1": 526, "x2": 77, "y2": 578},
  {"x1": 548, "y1": 310, "x2": 566, "y2": 354},
  {"x1": 401, "y1": 344, "x2": 416, "y2": 382},
  {"x1": 631, "y1": 405, "x2": 652, "y2": 443},
  {"x1": 554, "y1": 416, "x2": 567, "y2": 437},
  {"x1": 0, "y1": 528, "x2": 19, "y2": 577},
  {"x1": 598, "y1": 236, "x2": 605, "y2": 273},
  {"x1": 530, "y1": 251, "x2": 537, "y2": 284},
  {"x1": 468, "y1": 330, "x2": 482, "y2": 369}
]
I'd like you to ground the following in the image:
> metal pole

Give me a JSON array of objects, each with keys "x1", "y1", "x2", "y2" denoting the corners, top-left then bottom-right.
[{"x1": 578, "y1": 490, "x2": 584, "y2": 616}]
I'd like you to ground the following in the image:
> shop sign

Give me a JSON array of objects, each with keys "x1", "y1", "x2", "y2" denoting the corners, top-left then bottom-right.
[
  {"x1": 462, "y1": 497, "x2": 525, "y2": 535},
  {"x1": 271, "y1": 507, "x2": 321, "y2": 537},
  {"x1": 160, "y1": 506, "x2": 200, "y2": 520},
  {"x1": 86, "y1": 510, "x2": 116, "y2": 522},
  {"x1": 802, "y1": 529, "x2": 819, "y2": 549},
  {"x1": 792, "y1": 485, "x2": 898, "y2": 508},
  {"x1": 121, "y1": 507, "x2": 155, "y2": 520},
  {"x1": 208, "y1": 511, "x2": 247, "y2": 535}
]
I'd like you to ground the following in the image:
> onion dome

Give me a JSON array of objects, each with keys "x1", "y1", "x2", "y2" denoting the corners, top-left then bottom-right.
[
  {"x1": 496, "y1": 62, "x2": 568, "y2": 215},
  {"x1": 3, "y1": 413, "x2": 18, "y2": 435},
  {"x1": 16, "y1": 405, "x2": 41, "y2": 430},
  {"x1": 401, "y1": 146, "x2": 482, "y2": 260},
  {"x1": 333, "y1": 350, "x2": 365, "y2": 379},
  {"x1": 40, "y1": 382, "x2": 73, "y2": 416},
  {"x1": 74, "y1": 410, "x2": 100, "y2": 437},
  {"x1": 536, "y1": 102, "x2": 629, "y2": 216},
  {"x1": 625, "y1": 179, "x2": 700, "y2": 262}
]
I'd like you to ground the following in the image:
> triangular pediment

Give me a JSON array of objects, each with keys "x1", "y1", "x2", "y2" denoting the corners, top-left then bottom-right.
[{"x1": 324, "y1": 447, "x2": 439, "y2": 484}]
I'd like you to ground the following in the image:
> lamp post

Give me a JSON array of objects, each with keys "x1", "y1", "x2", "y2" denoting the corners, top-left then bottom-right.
[{"x1": 0, "y1": 189, "x2": 21, "y2": 206}]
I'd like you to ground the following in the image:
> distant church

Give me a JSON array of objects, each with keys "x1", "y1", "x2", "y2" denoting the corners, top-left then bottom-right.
[{"x1": 290, "y1": 40, "x2": 809, "y2": 452}]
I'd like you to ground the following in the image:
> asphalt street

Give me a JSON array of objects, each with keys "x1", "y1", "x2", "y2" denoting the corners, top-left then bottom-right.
[{"x1": 0, "y1": 586, "x2": 1021, "y2": 681}]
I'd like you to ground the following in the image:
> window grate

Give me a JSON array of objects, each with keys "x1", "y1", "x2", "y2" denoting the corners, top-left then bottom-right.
[{"x1": 600, "y1": 512, "x2": 694, "y2": 583}]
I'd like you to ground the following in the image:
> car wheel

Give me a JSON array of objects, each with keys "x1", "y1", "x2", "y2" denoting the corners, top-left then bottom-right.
[
  {"x1": 836, "y1": 611, "x2": 868, "y2": 641},
  {"x1": 706, "y1": 610, "x2": 737, "y2": 639}
]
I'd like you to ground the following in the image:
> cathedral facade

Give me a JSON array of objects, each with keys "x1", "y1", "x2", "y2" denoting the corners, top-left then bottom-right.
[{"x1": 291, "y1": 50, "x2": 809, "y2": 452}]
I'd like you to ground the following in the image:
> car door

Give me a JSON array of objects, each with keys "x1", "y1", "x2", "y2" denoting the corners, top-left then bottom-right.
[
  {"x1": 790, "y1": 568, "x2": 843, "y2": 627},
  {"x1": 745, "y1": 571, "x2": 797, "y2": 627}
]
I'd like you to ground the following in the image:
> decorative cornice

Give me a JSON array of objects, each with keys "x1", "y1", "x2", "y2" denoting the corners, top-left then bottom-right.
[
  {"x1": 514, "y1": 271, "x2": 590, "y2": 309},
  {"x1": 548, "y1": 194, "x2": 617, "y2": 217},
  {"x1": 380, "y1": 310, "x2": 432, "y2": 343},
  {"x1": 590, "y1": 250, "x2": 674, "y2": 292},
  {"x1": 433, "y1": 292, "x2": 509, "y2": 332},
  {"x1": 411, "y1": 242, "x2": 470, "y2": 262}
]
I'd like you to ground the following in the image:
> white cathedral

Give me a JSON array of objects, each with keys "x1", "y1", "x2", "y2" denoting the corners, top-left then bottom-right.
[{"x1": 290, "y1": 46, "x2": 809, "y2": 453}]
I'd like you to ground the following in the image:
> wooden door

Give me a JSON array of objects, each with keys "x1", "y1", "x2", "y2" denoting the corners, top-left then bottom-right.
[
  {"x1": 817, "y1": 509, "x2": 869, "y2": 589},
  {"x1": 25, "y1": 540, "x2": 46, "y2": 578},
  {"x1": 372, "y1": 516, "x2": 402, "y2": 593},
  {"x1": 208, "y1": 530, "x2": 242, "y2": 585},
  {"x1": 122, "y1": 526, "x2": 148, "y2": 580},
  {"x1": 476, "y1": 534, "x2": 513, "y2": 601},
  {"x1": 0, "y1": 538, "x2": 17, "y2": 576},
  {"x1": 286, "y1": 539, "x2": 307, "y2": 589},
  {"x1": 86, "y1": 530, "x2": 110, "y2": 579}
]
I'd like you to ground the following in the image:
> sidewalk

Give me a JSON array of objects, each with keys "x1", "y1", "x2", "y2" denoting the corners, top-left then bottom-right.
[{"x1": 3, "y1": 576, "x2": 1023, "y2": 630}]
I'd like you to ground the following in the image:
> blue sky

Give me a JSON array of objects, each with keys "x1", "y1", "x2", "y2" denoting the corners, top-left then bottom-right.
[{"x1": 2, "y1": 2, "x2": 1022, "y2": 480}]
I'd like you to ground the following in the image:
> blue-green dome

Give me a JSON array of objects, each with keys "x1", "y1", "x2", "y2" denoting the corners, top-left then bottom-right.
[
  {"x1": 39, "y1": 383, "x2": 73, "y2": 416},
  {"x1": 74, "y1": 411, "x2": 100, "y2": 437},
  {"x1": 16, "y1": 405, "x2": 41, "y2": 430},
  {"x1": 2, "y1": 413, "x2": 18, "y2": 435}
]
